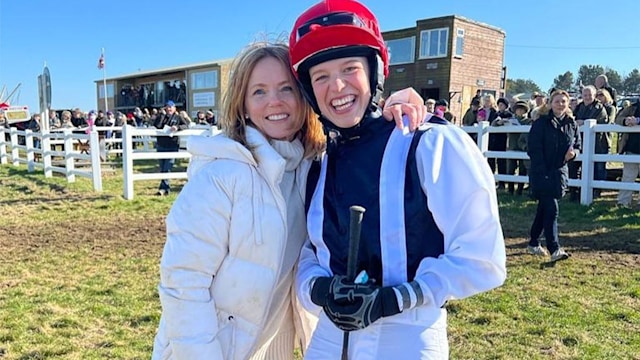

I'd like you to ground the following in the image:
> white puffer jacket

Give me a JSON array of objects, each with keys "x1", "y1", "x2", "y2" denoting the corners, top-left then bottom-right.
[{"x1": 152, "y1": 127, "x2": 314, "y2": 360}]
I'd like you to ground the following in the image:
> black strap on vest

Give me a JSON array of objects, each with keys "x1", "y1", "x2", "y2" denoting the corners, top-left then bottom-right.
[{"x1": 305, "y1": 159, "x2": 321, "y2": 215}]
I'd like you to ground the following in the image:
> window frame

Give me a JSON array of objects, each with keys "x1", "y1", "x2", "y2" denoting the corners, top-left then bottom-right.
[
  {"x1": 418, "y1": 27, "x2": 449, "y2": 59},
  {"x1": 386, "y1": 36, "x2": 416, "y2": 65},
  {"x1": 190, "y1": 70, "x2": 218, "y2": 90},
  {"x1": 454, "y1": 28, "x2": 465, "y2": 58}
]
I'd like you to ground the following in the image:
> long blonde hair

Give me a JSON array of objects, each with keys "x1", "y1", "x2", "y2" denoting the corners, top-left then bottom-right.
[{"x1": 220, "y1": 41, "x2": 325, "y2": 159}]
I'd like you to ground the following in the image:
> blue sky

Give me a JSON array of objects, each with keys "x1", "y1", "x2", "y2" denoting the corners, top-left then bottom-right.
[{"x1": 1, "y1": 0, "x2": 638, "y2": 112}]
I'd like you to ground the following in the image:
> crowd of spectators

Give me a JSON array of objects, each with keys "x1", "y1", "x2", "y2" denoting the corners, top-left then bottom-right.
[
  {"x1": 424, "y1": 73, "x2": 639, "y2": 206},
  {"x1": 119, "y1": 80, "x2": 187, "y2": 108}
]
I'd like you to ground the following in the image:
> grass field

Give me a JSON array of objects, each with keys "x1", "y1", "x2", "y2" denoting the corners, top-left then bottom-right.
[{"x1": 0, "y1": 164, "x2": 639, "y2": 360}]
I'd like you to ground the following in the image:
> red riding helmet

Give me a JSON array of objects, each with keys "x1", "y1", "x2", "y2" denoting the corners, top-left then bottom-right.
[
  {"x1": 289, "y1": 0, "x2": 388, "y2": 77},
  {"x1": 289, "y1": 0, "x2": 389, "y2": 114}
]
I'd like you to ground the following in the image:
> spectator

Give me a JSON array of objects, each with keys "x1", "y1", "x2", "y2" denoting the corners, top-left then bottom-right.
[
  {"x1": 527, "y1": 89, "x2": 579, "y2": 261},
  {"x1": 71, "y1": 108, "x2": 87, "y2": 128},
  {"x1": 194, "y1": 111, "x2": 207, "y2": 125},
  {"x1": 471, "y1": 88, "x2": 482, "y2": 105},
  {"x1": 60, "y1": 111, "x2": 74, "y2": 129},
  {"x1": 205, "y1": 110, "x2": 217, "y2": 126},
  {"x1": 152, "y1": 100, "x2": 189, "y2": 196},
  {"x1": 26, "y1": 114, "x2": 42, "y2": 148},
  {"x1": 570, "y1": 85, "x2": 608, "y2": 200},
  {"x1": 49, "y1": 109, "x2": 61, "y2": 129},
  {"x1": 490, "y1": 97, "x2": 512, "y2": 190},
  {"x1": 462, "y1": 98, "x2": 481, "y2": 126},
  {"x1": 570, "y1": 97, "x2": 579, "y2": 112},
  {"x1": 425, "y1": 98, "x2": 436, "y2": 113},
  {"x1": 95, "y1": 110, "x2": 110, "y2": 127},
  {"x1": 178, "y1": 110, "x2": 193, "y2": 127},
  {"x1": 595, "y1": 74, "x2": 617, "y2": 106},
  {"x1": 507, "y1": 100, "x2": 532, "y2": 195},
  {"x1": 435, "y1": 99, "x2": 457, "y2": 125},
  {"x1": 596, "y1": 88, "x2": 617, "y2": 184},
  {"x1": 288, "y1": 1, "x2": 506, "y2": 358},
  {"x1": 615, "y1": 101, "x2": 640, "y2": 208}
]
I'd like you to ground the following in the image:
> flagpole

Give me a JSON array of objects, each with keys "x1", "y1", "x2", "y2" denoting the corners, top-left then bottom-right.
[{"x1": 101, "y1": 48, "x2": 108, "y2": 112}]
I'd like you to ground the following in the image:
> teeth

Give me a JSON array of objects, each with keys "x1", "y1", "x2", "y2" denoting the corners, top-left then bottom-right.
[
  {"x1": 267, "y1": 114, "x2": 287, "y2": 121},
  {"x1": 331, "y1": 95, "x2": 355, "y2": 107}
]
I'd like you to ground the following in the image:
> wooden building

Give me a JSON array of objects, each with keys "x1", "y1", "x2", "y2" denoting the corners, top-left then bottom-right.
[{"x1": 383, "y1": 15, "x2": 506, "y2": 120}]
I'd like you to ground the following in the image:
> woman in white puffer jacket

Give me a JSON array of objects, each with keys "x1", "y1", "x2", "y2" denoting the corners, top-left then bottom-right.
[{"x1": 151, "y1": 42, "x2": 325, "y2": 360}]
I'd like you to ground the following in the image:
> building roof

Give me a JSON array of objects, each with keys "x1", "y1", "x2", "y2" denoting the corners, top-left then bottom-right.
[
  {"x1": 385, "y1": 14, "x2": 505, "y2": 35},
  {"x1": 95, "y1": 58, "x2": 233, "y2": 83}
]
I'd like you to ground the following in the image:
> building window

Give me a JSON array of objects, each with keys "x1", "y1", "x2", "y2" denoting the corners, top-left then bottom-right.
[
  {"x1": 386, "y1": 36, "x2": 415, "y2": 65},
  {"x1": 455, "y1": 28, "x2": 464, "y2": 58},
  {"x1": 419, "y1": 27, "x2": 449, "y2": 59},
  {"x1": 191, "y1": 70, "x2": 218, "y2": 90},
  {"x1": 98, "y1": 83, "x2": 114, "y2": 98}
]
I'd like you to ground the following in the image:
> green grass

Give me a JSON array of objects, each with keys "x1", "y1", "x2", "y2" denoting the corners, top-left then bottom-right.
[{"x1": 0, "y1": 165, "x2": 639, "y2": 359}]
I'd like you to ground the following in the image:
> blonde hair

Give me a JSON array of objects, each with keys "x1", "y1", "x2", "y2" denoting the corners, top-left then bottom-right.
[
  {"x1": 596, "y1": 88, "x2": 613, "y2": 105},
  {"x1": 220, "y1": 41, "x2": 324, "y2": 159},
  {"x1": 537, "y1": 89, "x2": 572, "y2": 117},
  {"x1": 483, "y1": 94, "x2": 497, "y2": 109}
]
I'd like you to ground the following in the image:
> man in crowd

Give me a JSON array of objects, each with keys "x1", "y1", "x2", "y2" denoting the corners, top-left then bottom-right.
[
  {"x1": 152, "y1": 100, "x2": 189, "y2": 196},
  {"x1": 570, "y1": 85, "x2": 608, "y2": 200}
]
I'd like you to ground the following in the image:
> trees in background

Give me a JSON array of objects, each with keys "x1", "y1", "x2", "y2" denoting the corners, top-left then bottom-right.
[{"x1": 508, "y1": 65, "x2": 640, "y2": 98}]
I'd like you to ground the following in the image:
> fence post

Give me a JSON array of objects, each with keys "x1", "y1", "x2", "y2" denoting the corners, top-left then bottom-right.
[
  {"x1": 477, "y1": 121, "x2": 490, "y2": 156},
  {"x1": 580, "y1": 119, "x2": 596, "y2": 205},
  {"x1": 122, "y1": 125, "x2": 135, "y2": 200},
  {"x1": 25, "y1": 129, "x2": 35, "y2": 172},
  {"x1": 41, "y1": 128, "x2": 52, "y2": 177},
  {"x1": 64, "y1": 129, "x2": 75, "y2": 182},
  {"x1": 89, "y1": 130, "x2": 103, "y2": 192},
  {"x1": 9, "y1": 128, "x2": 19, "y2": 166},
  {"x1": 0, "y1": 128, "x2": 7, "y2": 165}
]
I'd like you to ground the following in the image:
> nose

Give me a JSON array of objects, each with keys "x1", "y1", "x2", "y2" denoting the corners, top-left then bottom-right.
[
  {"x1": 267, "y1": 91, "x2": 285, "y2": 106},
  {"x1": 329, "y1": 75, "x2": 346, "y2": 92}
]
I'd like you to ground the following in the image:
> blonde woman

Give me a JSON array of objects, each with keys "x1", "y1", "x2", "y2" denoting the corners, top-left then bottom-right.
[{"x1": 527, "y1": 90, "x2": 579, "y2": 261}]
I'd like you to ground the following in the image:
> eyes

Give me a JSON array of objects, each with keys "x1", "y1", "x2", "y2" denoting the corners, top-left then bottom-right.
[
  {"x1": 251, "y1": 84, "x2": 294, "y2": 96},
  {"x1": 311, "y1": 65, "x2": 362, "y2": 84}
]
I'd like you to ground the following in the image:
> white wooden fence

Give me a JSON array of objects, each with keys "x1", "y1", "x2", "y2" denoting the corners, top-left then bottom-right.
[
  {"x1": 464, "y1": 119, "x2": 640, "y2": 205},
  {"x1": 121, "y1": 125, "x2": 221, "y2": 199},
  {"x1": 2, "y1": 120, "x2": 639, "y2": 205},
  {"x1": 0, "y1": 127, "x2": 103, "y2": 191}
]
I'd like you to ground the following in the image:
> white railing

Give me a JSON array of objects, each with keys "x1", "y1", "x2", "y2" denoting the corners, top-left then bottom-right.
[
  {"x1": 465, "y1": 120, "x2": 640, "y2": 205},
  {"x1": 121, "y1": 125, "x2": 221, "y2": 199},
  {"x1": 0, "y1": 127, "x2": 103, "y2": 191},
  {"x1": 2, "y1": 120, "x2": 639, "y2": 205}
]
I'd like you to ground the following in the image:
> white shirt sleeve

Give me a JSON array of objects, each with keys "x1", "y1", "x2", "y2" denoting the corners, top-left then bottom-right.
[
  {"x1": 413, "y1": 125, "x2": 507, "y2": 307},
  {"x1": 295, "y1": 239, "x2": 332, "y2": 313}
]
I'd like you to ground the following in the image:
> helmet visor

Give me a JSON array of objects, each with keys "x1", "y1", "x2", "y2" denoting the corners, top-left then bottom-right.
[{"x1": 296, "y1": 12, "x2": 366, "y2": 41}]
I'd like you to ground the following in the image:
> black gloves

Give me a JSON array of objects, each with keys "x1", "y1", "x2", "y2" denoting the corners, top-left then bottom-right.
[{"x1": 310, "y1": 275, "x2": 401, "y2": 331}]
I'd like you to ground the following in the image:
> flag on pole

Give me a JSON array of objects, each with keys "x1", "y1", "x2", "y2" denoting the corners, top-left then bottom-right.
[{"x1": 98, "y1": 51, "x2": 105, "y2": 70}]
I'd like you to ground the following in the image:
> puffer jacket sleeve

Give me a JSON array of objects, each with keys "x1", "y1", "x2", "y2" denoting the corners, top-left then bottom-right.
[
  {"x1": 158, "y1": 164, "x2": 234, "y2": 359},
  {"x1": 412, "y1": 125, "x2": 507, "y2": 307}
]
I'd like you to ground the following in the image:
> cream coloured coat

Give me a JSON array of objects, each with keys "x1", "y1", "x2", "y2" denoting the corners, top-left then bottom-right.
[{"x1": 152, "y1": 127, "x2": 316, "y2": 360}]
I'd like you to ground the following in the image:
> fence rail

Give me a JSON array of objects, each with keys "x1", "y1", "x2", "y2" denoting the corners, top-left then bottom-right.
[{"x1": 2, "y1": 120, "x2": 639, "y2": 204}]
